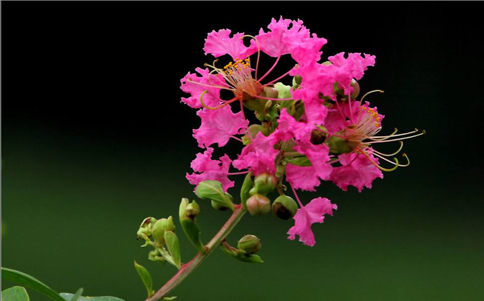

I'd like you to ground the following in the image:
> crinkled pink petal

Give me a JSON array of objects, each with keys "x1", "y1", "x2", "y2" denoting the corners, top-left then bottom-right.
[
  {"x1": 186, "y1": 147, "x2": 234, "y2": 192},
  {"x1": 193, "y1": 105, "x2": 249, "y2": 148},
  {"x1": 285, "y1": 142, "x2": 332, "y2": 191},
  {"x1": 295, "y1": 142, "x2": 332, "y2": 181},
  {"x1": 290, "y1": 33, "x2": 327, "y2": 65},
  {"x1": 304, "y1": 99, "x2": 328, "y2": 127},
  {"x1": 287, "y1": 197, "x2": 337, "y2": 246},
  {"x1": 232, "y1": 132, "x2": 279, "y2": 176},
  {"x1": 180, "y1": 68, "x2": 226, "y2": 109},
  {"x1": 329, "y1": 52, "x2": 376, "y2": 96},
  {"x1": 285, "y1": 164, "x2": 321, "y2": 192},
  {"x1": 204, "y1": 29, "x2": 257, "y2": 61},
  {"x1": 272, "y1": 108, "x2": 312, "y2": 142},
  {"x1": 330, "y1": 151, "x2": 383, "y2": 192},
  {"x1": 291, "y1": 62, "x2": 335, "y2": 102},
  {"x1": 256, "y1": 17, "x2": 326, "y2": 65}
]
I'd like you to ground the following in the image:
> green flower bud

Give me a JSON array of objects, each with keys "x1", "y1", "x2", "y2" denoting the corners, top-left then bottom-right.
[
  {"x1": 327, "y1": 135, "x2": 352, "y2": 155},
  {"x1": 246, "y1": 194, "x2": 271, "y2": 216},
  {"x1": 185, "y1": 201, "x2": 200, "y2": 220},
  {"x1": 310, "y1": 129, "x2": 327, "y2": 145},
  {"x1": 237, "y1": 234, "x2": 261, "y2": 254},
  {"x1": 263, "y1": 86, "x2": 278, "y2": 99},
  {"x1": 196, "y1": 180, "x2": 235, "y2": 211},
  {"x1": 272, "y1": 195, "x2": 298, "y2": 220},
  {"x1": 137, "y1": 217, "x2": 157, "y2": 240},
  {"x1": 254, "y1": 173, "x2": 277, "y2": 195},
  {"x1": 334, "y1": 79, "x2": 360, "y2": 101},
  {"x1": 152, "y1": 216, "x2": 175, "y2": 247}
]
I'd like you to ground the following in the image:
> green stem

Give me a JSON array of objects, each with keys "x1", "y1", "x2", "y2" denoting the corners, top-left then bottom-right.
[{"x1": 146, "y1": 205, "x2": 246, "y2": 301}]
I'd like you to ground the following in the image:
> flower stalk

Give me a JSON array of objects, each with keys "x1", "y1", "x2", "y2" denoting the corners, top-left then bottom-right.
[{"x1": 146, "y1": 205, "x2": 246, "y2": 301}]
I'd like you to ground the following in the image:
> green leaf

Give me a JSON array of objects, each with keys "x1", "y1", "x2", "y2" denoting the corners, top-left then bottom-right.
[
  {"x1": 2, "y1": 286, "x2": 30, "y2": 301},
  {"x1": 240, "y1": 173, "x2": 254, "y2": 210},
  {"x1": 162, "y1": 297, "x2": 177, "y2": 300},
  {"x1": 164, "y1": 231, "x2": 181, "y2": 269},
  {"x1": 134, "y1": 261, "x2": 154, "y2": 298},
  {"x1": 195, "y1": 180, "x2": 234, "y2": 211},
  {"x1": 1, "y1": 267, "x2": 64, "y2": 301},
  {"x1": 180, "y1": 218, "x2": 205, "y2": 254},
  {"x1": 69, "y1": 288, "x2": 84, "y2": 301},
  {"x1": 60, "y1": 293, "x2": 124, "y2": 301}
]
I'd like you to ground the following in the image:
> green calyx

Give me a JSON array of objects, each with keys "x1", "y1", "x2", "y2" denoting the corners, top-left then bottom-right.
[
  {"x1": 326, "y1": 135, "x2": 352, "y2": 155},
  {"x1": 272, "y1": 195, "x2": 298, "y2": 220},
  {"x1": 237, "y1": 234, "x2": 261, "y2": 254},
  {"x1": 152, "y1": 216, "x2": 175, "y2": 247},
  {"x1": 250, "y1": 173, "x2": 277, "y2": 196}
]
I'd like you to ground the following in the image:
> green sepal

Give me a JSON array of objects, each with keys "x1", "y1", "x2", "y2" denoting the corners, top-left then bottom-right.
[
  {"x1": 134, "y1": 261, "x2": 154, "y2": 298},
  {"x1": 1, "y1": 286, "x2": 30, "y2": 301},
  {"x1": 180, "y1": 218, "x2": 206, "y2": 254},
  {"x1": 220, "y1": 241, "x2": 239, "y2": 257},
  {"x1": 286, "y1": 156, "x2": 312, "y2": 167},
  {"x1": 235, "y1": 253, "x2": 264, "y2": 264},
  {"x1": 326, "y1": 135, "x2": 352, "y2": 155},
  {"x1": 148, "y1": 249, "x2": 166, "y2": 264},
  {"x1": 195, "y1": 180, "x2": 235, "y2": 211},
  {"x1": 164, "y1": 231, "x2": 182, "y2": 269},
  {"x1": 240, "y1": 173, "x2": 254, "y2": 210},
  {"x1": 220, "y1": 241, "x2": 264, "y2": 264}
]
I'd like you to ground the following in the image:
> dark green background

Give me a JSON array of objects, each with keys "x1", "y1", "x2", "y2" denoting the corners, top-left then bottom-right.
[{"x1": 2, "y1": 3, "x2": 483, "y2": 300}]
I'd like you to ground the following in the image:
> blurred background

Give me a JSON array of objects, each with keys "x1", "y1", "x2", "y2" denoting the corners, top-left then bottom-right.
[{"x1": 2, "y1": 3, "x2": 483, "y2": 300}]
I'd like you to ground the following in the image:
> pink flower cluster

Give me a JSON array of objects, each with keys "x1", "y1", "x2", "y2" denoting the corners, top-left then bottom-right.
[{"x1": 180, "y1": 17, "x2": 421, "y2": 247}]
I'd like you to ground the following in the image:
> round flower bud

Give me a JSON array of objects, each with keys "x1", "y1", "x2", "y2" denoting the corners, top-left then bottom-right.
[
  {"x1": 152, "y1": 216, "x2": 175, "y2": 247},
  {"x1": 246, "y1": 194, "x2": 271, "y2": 216},
  {"x1": 185, "y1": 201, "x2": 200, "y2": 220},
  {"x1": 272, "y1": 195, "x2": 298, "y2": 220},
  {"x1": 237, "y1": 234, "x2": 261, "y2": 254},
  {"x1": 252, "y1": 173, "x2": 277, "y2": 196}
]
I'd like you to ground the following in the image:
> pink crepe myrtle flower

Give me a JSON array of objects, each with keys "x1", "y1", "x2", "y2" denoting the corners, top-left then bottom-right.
[
  {"x1": 193, "y1": 105, "x2": 249, "y2": 148},
  {"x1": 179, "y1": 17, "x2": 424, "y2": 248},
  {"x1": 324, "y1": 98, "x2": 425, "y2": 175},
  {"x1": 287, "y1": 197, "x2": 337, "y2": 247},
  {"x1": 186, "y1": 147, "x2": 234, "y2": 192},
  {"x1": 181, "y1": 17, "x2": 326, "y2": 119}
]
